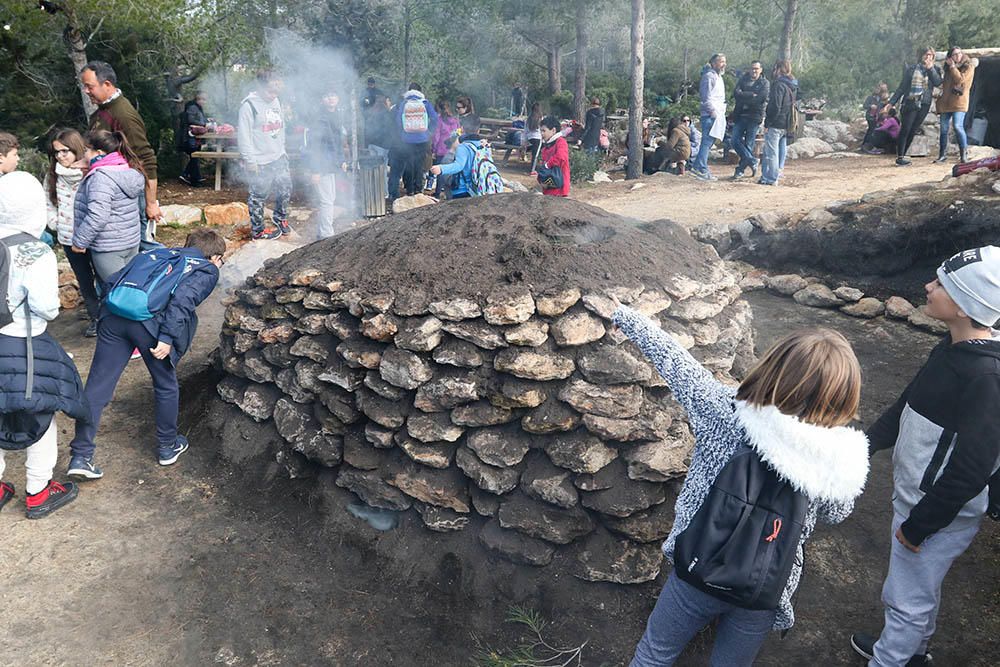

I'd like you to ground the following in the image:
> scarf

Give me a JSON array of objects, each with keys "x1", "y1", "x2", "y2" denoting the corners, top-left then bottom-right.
[{"x1": 908, "y1": 66, "x2": 928, "y2": 101}]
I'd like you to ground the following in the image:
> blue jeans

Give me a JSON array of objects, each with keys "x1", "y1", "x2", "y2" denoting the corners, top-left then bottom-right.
[
  {"x1": 938, "y1": 111, "x2": 967, "y2": 153},
  {"x1": 630, "y1": 572, "x2": 776, "y2": 666},
  {"x1": 761, "y1": 128, "x2": 787, "y2": 184},
  {"x1": 693, "y1": 115, "x2": 716, "y2": 173},
  {"x1": 731, "y1": 118, "x2": 761, "y2": 174}
]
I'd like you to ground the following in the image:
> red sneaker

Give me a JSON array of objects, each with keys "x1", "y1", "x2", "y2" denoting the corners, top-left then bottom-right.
[
  {"x1": 0, "y1": 481, "x2": 14, "y2": 512},
  {"x1": 25, "y1": 480, "x2": 78, "y2": 519}
]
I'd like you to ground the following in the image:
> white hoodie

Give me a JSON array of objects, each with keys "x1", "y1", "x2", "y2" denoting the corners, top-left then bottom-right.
[{"x1": 0, "y1": 172, "x2": 60, "y2": 337}]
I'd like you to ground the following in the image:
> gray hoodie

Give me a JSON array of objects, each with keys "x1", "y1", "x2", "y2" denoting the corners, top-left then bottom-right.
[{"x1": 237, "y1": 92, "x2": 286, "y2": 166}]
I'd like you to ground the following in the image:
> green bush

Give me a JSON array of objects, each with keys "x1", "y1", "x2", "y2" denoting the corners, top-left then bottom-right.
[
  {"x1": 17, "y1": 147, "x2": 48, "y2": 182},
  {"x1": 548, "y1": 91, "x2": 574, "y2": 119},
  {"x1": 569, "y1": 148, "x2": 602, "y2": 184}
]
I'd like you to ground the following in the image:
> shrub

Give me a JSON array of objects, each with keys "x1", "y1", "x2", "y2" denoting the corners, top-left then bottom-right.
[
  {"x1": 569, "y1": 148, "x2": 602, "y2": 184},
  {"x1": 16, "y1": 147, "x2": 48, "y2": 182},
  {"x1": 548, "y1": 91, "x2": 574, "y2": 119}
]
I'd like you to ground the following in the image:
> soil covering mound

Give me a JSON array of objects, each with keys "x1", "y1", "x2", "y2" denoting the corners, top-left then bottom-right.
[{"x1": 214, "y1": 194, "x2": 752, "y2": 583}]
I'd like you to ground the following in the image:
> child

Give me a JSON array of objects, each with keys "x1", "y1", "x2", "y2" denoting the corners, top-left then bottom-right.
[
  {"x1": 0, "y1": 131, "x2": 20, "y2": 175},
  {"x1": 851, "y1": 246, "x2": 1000, "y2": 667},
  {"x1": 67, "y1": 228, "x2": 225, "y2": 479},
  {"x1": 0, "y1": 171, "x2": 89, "y2": 518},
  {"x1": 864, "y1": 108, "x2": 900, "y2": 154},
  {"x1": 71, "y1": 129, "x2": 145, "y2": 283},
  {"x1": 612, "y1": 303, "x2": 869, "y2": 666},
  {"x1": 538, "y1": 116, "x2": 570, "y2": 197}
]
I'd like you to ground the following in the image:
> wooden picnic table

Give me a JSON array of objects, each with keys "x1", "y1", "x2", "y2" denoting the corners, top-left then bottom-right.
[{"x1": 192, "y1": 132, "x2": 240, "y2": 191}]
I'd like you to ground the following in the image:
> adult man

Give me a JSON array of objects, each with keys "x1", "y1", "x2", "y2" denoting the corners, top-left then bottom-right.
[
  {"x1": 692, "y1": 53, "x2": 727, "y2": 181},
  {"x1": 731, "y1": 61, "x2": 769, "y2": 179},
  {"x1": 178, "y1": 91, "x2": 209, "y2": 187},
  {"x1": 237, "y1": 70, "x2": 290, "y2": 240},
  {"x1": 81, "y1": 61, "x2": 161, "y2": 247},
  {"x1": 392, "y1": 83, "x2": 438, "y2": 200},
  {"x1": 362, "y1": 77, "x2": 385, "y2": 110}
]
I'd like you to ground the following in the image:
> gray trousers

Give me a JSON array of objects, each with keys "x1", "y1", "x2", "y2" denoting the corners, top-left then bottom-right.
[
  {"x1": 315, "y1": 173, "x2": 340, "y2": 239},
  {"x1": 870, "y1": 511, "x2": 981, "y2": 666},
  {"x1": 91, "y1": 246, "x2": 139, "y2": 284}
]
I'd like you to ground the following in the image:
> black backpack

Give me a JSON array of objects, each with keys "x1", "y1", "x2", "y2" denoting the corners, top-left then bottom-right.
[{"x1": 674, "y1": 444, "x2": 809, "y2": 610}]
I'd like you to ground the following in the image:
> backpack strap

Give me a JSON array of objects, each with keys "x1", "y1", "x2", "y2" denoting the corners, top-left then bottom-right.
[{"x1": 1, "y1": 234, "x2": 44, "y2": 399}]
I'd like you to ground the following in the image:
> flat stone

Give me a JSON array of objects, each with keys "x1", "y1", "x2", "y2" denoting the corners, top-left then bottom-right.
[
  {"x1": 582, "y1": 399, "x2": 672, "y2": 442},
  {"x1": 579, "y1": 460, "x2": 666, "y2": 517},
  {"x1": 550, "y1": 311, "x2": 606, "y2": 346},
  {"x1": 302, "y1": 290, "x2": 334, "y2": 310},
  {"x1": 520, "y1": 453, "x2": 578, "y2": 508},
  {"x1": 238, "y1": 383, "x2": 282, "y2": 422},
  {"x1": 668, "y1": 287, "x2": 738, "y2": 321},
  {"x1": 908, "y1": 306, "x2": 949, "y2": 334},
  {"x1": 364, "y1": 421, "x2": 396, "y2": 448},
  {"x1": 558, "y1": 380, "x2": 643, "y2": 418},
  {"x1": 216, "y1": 376, "x2": 247, "y2": 404},
  {"x1": 414, "y1": 503, "x2": 469, "y2": 532},
  {"x1": 317, "y1": 356, "x2": 365, "y2": 392},
  {"x1": 392, "y1": 288, "x2": 429, "y2": 317},
  {"x1": 456, "y1": 446, "x2": 521, "y2": 494},
  {"x1": 833, "y1": 286, "x2": 864, "y2": 302},
  {"x1": 318, "y1": 385, "x2": 361, "y2": 424},
  {"x1": 582, "y1": 293, "x2": 617, "y2": 319},
  {"x1": 311, "y1": 278, "x2": 344, "y2": 293},
  {"x1": 545, "y1": 431, "x2": 619, "y2": 474},
  {"x1": 236, "y1": 288, "x2": 270, "y2": 307},
  {"x1": 336, "y1": 339, "x2": 383, "y2": 369},
  {"x1": 324, "y1": 311, "x2": 361, "y2": 339},
  {"x1": 428, "y1": 298, "x2": 481, "y2": 321},
  {"x1": 336, "y1": 466, "x2": 412, "y2": 511},
  {"x1": 521, "y1": 400, "x2": 580, "y2": 434},
  {"x1": 160, "y1": 203, "x2": 202, "y2": 225},
  {"x1": 313, "y1": 403, "x2": 346, "y2": 435},
  {"x1": 841, "y1": 297, "x2": 885, "y2": 319},
  {"x1": 289, "y1": 268, "x2": 323, "y2": 287},
  {"x1": 466, "y1": 427, "x2": 530, "y2": 467},
  {"x1": 483, "y1": 287, "x2": 535, "y2": 325},
  {"x1": 293, "y1": 360, "x2": 325, "y2": 393},
  {"x1": 274, "y1": 368, "x2": 314, "y2": 404},
  {"x1": 406, "y1": 412, "x2": 465, "y2": 443},
  {"x1": 793, "y1": 283, "x2": 843, "y2": 308},
  {"x1": 290, "y1": 334, "x2": 334, "y2": 363},
  {"x1": 413, "y1": 374, "x2": 481, "y2": 412},
  {"x1": 471, "y1": 486, "x2": 502, "y2": 517},
  {"x1": 395, "y1": 316, "x2": 443, "y2": 352},
  {"x1": 479, "y1": 519, "x2": 555, "y2": 566},
  {"x1": 388, "y1": 462, "x2": 470, "y2": 512},
  {"x1": 360, "y1": 312, "x2": 399, "y2": 342},
  {"x1": 631, "y1": 290, "x2": 672, "y2": 317},
  {"x1": 603, "y1": 501, "x2": 675, "y2": 543},
  {"x1": 571, "y1": 528, "x2": 662, "y2": 584},
  {"x1": 273, "y1": 398, "x2": 315, "y2": 443},
  {"x1": 243, "y1": 350, "x2": 275, "y2": 383},
  {"x1": 258, "y1": 322, "x2": 296, "y2": 344},
  {"x1": 232, "y1": 331, "x2": 258, "y2": 354},
  {"x1": 356, "y1": 388, "x2": 408, "y2": 429},
  {"x1": 362, "y1": 370, "x2": 409, "y2": 400},
  {"x1": 260, "y1": 301, "x2": 288, "y2": 320},
  {"x1": 396, "y1": 434, "x2": 455, "y2": 469},
  {"x1": 577, "y1": 346, "x2": 652, "y2": 384},
  {"x1": 504, "y1": 320, "x2": 549, "y2": 347},
  {"x1": 574, "y1": 460, "x2": 619, "y2": 491},
  {"x1": 497, "y1": 492, "x2": 594, "y2": 544},
  {"x1": 294, "y1": 313, "x2": 328, "y2": 335},
  {"x1": 450, "y1": 401, "x2": 515, "y2": 427},
  {"x1": 622, "y1": 434, "x2": 692, "y2": 482},
  {"x1": 606, "y1": 284, "x2": 645, "y2": 303},
  {"x1": 487, "y1": 378, "x2": 548, "y2": 409},
  {"x1": 342, "y1": 429, "x2": 382, "y2": 470},
  {"x1": 291, "y1": 430, "x2": 343, "y2": 467},
  {"x1": 690, "y1": 320, "x2": 720, "y2": 346},
  {"x1": 360, "y1": 293, "x2": 394, "y2": 314},
  {"x1": 441, "y1": 320, "x2": 507, "y2": 350},
  {"x1": 432, "y1": 337, "x2": 485, "y2": 368},
  {"x1": 494, "y1": 348, "x2": 574, "y2": 381},
  {"x1": 535, "y1": 289, "x2": 581, "y2": 317},
  {"x1": 766, "y1": 274, "x2": 808, "y2": 296},
  {"x1": 379, "y1": 347, "x2": 433, "y2": 389},
  {"x1": 261, "y1": 343, "x2": 295, "y2": 369},
  {"x1": 275, "y1": 287, "x2": 308, "y2": 303},
  {"x1": 886, "y1": 296, "x2": 916, "y2": 320}
]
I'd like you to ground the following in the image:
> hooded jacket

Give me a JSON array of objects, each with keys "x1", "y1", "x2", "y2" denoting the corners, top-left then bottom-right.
[
  {"x1": 237, "y1": 91, "x2": 286, "y2": 166},
  {"x1": 540, "y1": 134, "x2": 570, "y2": 197},
  {"x1": 765, "y1": 75, "x2": 799, "y2": 130},
  {"x1": 734, "y1": 73, "x2": 771, "y2": 124},
  {"x1": 699, "y1": 66, "x2": 727, "y2": 119},
  {"x1": 436, "y1": 140, "x2": 481, "y2": 197},
  {"x1": 868, "y1": 335, "x2": 1000, "y2": 545},
  {"x1": 395, "y1": 90, "x2": 439, "y2": 145},
  {"x1": 643, "y1": 125, "x2": 691, "y2": 174},
  {"x1": 432, "y1": 115, "x2": 461, "y2": 157},
  {"x1": 305, "y1": 109, "x2": 348, "y2": 174},
  {"x1": 937, "y1": 57, "x2": 979, "y2": 113},
  {"x1": 72, "y1": 152, "x2": 144, "y2": 252},
  {"x1": 45, "y1": 162, "x2": 84, "y2": 247},
  {"x1": 613, "y1": 306, "x2": 869, "y2": 631}
]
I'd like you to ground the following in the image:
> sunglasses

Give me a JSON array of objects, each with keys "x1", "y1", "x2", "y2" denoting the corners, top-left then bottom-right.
[{"x1": 683, "y1": 118, "x2": 691, "y2": 123}]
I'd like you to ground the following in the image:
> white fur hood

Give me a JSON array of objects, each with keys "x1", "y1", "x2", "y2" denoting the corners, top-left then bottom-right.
[{"x1": 735, "y1": 400, "x2": 869, "y2": 504}]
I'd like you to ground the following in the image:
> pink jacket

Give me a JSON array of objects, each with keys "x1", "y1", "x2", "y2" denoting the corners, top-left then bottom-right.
[{"x1": 432, "y1": 115, "x2": 461, "y2": 157}]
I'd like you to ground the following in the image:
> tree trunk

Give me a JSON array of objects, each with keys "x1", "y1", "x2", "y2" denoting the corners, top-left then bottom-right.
[
  {"x1": 403, "y1": 3, "x2": 412, "y2": 87},
  {"x1": 547, "y1": 47, "x2": 562, "y2": 95},
  {"x1": 777, "y1": 0, "x2": 798, "y2": 63},
  {"x1": 572, "y1": 1, "x2": 589, "y2": 120},
  {"x1": 626, "y1": 0, "x2": 644, "y2": 180},
  {"x1": 63, "y1": 3, "x2": 95, "y2": 119}
]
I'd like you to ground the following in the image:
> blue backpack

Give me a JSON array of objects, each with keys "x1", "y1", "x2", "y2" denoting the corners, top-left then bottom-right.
[{"x1": 105, "y1": 249, "x2": 205, "y2": 321}]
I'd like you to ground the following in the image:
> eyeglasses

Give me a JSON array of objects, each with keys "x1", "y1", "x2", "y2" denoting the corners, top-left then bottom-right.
[{"x1": 682, "y1": 118, "x2": 691, "y2": 123}]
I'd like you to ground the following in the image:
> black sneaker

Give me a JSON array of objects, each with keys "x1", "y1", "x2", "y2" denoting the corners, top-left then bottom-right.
[
  {"x1": 850, "y1": 633, "x2": 933, "y2": 665},
  {"x1": 276, "y1": 220, "x2": 292, "y2": 236},
  {"x1": 84, "y1": 319, "x2": 98, "y2": 338},
  {"x1": 0, "y1": 480, "x2": 14, "y2": 511},
  {"x1": 178, "y1": 175, "x2": 192, "y2": 186},
  {"x1": 25, "y1": 480, "x2": 78, "y2": 519},
  {"x1": 895, "y1": 157, "x2": 912, "y2": 166},
  {"x1": 251, "y1": 227, "x2": 282, "y2": 241}
]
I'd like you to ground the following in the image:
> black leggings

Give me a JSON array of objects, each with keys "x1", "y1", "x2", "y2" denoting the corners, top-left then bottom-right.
[
  {"x1": 897, "y1": 102, "x2": 930, "y2": 157},
  {"x1": 527, "y1": 139, "x2": 542, "y2": 172}
]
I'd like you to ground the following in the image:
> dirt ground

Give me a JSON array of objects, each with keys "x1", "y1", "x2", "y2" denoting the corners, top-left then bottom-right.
[{"x1": 1, "y1": 159, "x2": 997, "y2": 666}]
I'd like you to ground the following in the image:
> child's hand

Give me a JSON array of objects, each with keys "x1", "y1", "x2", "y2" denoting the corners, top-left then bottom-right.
[
  {"x1": 150, "y1": 341, "x2": 172, "y2": 360},
  {"x1": 895, "y1": 527, "x2": 920, "y2": 553}
]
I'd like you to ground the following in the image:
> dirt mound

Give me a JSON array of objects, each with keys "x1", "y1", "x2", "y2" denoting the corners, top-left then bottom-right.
[{"x1": 256, "y1": 193, "x2": 716, "y2": 300}]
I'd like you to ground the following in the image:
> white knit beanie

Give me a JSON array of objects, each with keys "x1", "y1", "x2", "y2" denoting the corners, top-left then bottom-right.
[
  {"x1": 936, "y1": 246, "x2": 1000, "y2": 327},
  {"x1": 0, "y1": 171, "x2": 47, "y2": 239}
]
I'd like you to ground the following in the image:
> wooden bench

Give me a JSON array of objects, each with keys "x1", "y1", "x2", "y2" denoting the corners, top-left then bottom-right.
[{"x1": 190, "y1": 150, "x2": 241, "y2": 191}]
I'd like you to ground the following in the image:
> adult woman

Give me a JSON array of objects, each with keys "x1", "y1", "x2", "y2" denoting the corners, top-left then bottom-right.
[
  {"x1": 886, "y1": 46, "x2": 942, "y2": 166},
  {"x1": 526, "y1": 103, "x2": 543, "y2": 174},
  {"x1": 431, "y1": 100, "x2": 461, "y2": 196},
  {"x1": 935, "y1": 46, "x2": 979, "y2": 164},
  {"x1": 456, "y1": 96, "x2": 481, "y2": 138},
  {"x1": 759, "y1": 60, "x2": 797, "y2": 186},
  {"x1": 44, "y1": 129, "x2": 100, "y2": 336},
  {"x1": 643, "y1": 117, "x2": 691, "y2": 175},
  {"x1": 580, "y1": 97, "x2": 605, "y2": 152},
  {"x1": 538, "y1": 115, "x2": 570, "y2": 197}
]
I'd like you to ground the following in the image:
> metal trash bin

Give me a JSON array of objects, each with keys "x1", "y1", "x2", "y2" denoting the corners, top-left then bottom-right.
[{"x1": 358, "y1": 151, "x2": 387, "y2": 217}]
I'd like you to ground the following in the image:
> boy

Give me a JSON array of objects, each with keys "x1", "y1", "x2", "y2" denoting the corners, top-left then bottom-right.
[
  {"x1": 852, "y1": 246, "x2": 1000, "y2": 666},
  {"x1": 67, "y1": 228, "x2": 225, "y2": 479},
  {"x1": 0, "y1": 131, "x2": 20, "y2": 174}
]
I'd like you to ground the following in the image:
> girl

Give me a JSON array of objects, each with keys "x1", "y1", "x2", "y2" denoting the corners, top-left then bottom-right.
[
  {"x1": 760, "y1": 60, "x2": 798, "y2": 186},
  {"x1": 45, "y1": 128, "x2": 101, "y2": 336},
  {"x1": 431, "y1": 100, "x2": 461, "y2": 197},
  {"x1": 71, "y1": 129, "x2": 145, "y2": 283},
  {"x1": 612, "y1": 303, "x2": 869, "y2": 666},
  {"x1": 864, "y1": 108, "x2": 901, "y2": 154},
  {"x1": 935, "y1": 46, "x2": 978, "y2": 164},
  {"x1": 538, "y1": 115, "x2": 570, "y2": 197},
  {"x1": 526, "y1": 103, "x2": 543, "y2": 175},
  {"x1": 456, "y1": 96, "x2": 481, "y2": 138}
]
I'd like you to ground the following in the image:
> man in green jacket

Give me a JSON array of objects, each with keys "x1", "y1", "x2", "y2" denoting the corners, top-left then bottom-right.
[{"x1": 81, "y1": 61, "x2": 161, "y2": 247}]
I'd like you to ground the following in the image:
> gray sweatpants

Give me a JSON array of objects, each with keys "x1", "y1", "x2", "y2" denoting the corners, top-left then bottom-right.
[
  {"x1": 870, "y1": 511, "x2": 981, "y2": 666},
  {"x1": 91, "y1": 246, "x2": 139, "y2": 283},
  {"x1": 314, "y1": 173, "x2": 339, "y2": 240}
]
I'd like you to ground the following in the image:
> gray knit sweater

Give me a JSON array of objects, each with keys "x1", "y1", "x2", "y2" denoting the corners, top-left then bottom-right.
[{"x1": 613, "y1": 306, "x2": 870, "y2": 631}]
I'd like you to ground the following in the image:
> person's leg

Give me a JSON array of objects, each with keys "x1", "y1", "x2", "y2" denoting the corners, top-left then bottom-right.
[
  {"x1": 937, "y1": 112, "x2": 952, "y2": 160},
  {"x1": 953, "y1": 111, "x2": 968, "y2": 161},
  {"x1": 896, "y1": 105, "x2": 917, "y2": 158},
  {"x1": 90, "y1": 247, "x2": 140, "y2": 284},
  {"x1": 528, "y1": 139, "x2": 541, "y2": 173},
  {"x1": 63, "y1": 245, "x2": 101, "y2": 320},
  {"x1": 693, "y1": 115, "x2": 715, "y2": 173},
  {"x1": 864, "y1": 117, "x2": 877, "y2": 145},
  {"x1": 69, "y1": 315, "x2": 136, "y2": 462},
  {"x1": 630, "y1": 572, "x2": 722, "y2": 666},
  {"x1": 131, "y1": 322, "x2": 180, "y2": 452},
  {"x1": 316, "y1": 173, "x2": 337, "y2": 239},
  {"x1": 272, "y1": 157, "x2": 292, "y2": 232},
  {"x1": 247, "y1": 164, "x2": 270, "y2": 235},
  {"x1": 709, "y1": 606, "x2": 776, "y2": 667},
  {"x1": 777, "y1": 131, "x2": 788, "y2": 178},
  {"x1": 387, "y1": 148, "x2": 404, "y2": 200},
  {"x1": 870, "y1": 512, "x2": 981, "y2": 666},
  {"x1": 731, "y1": 118, "x2": 751, "y2": 174},
  {"x1": 24, "y1": 419, "x2": 58, "y2": 495},
  {"x1": 760, "y1": 128, "x2": 780, "y2": 183}
]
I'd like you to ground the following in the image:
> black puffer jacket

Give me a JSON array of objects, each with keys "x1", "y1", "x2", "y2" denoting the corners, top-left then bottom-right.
[
  {"x1": 733, "y1": 74, "x2": 770, "y2": 124},
  {"x1": 764, "y1": 76, "x2": 798, "y2": 130},
  {"x1": 0, "y1": 331, "x2": 89, "y2": 450}
]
